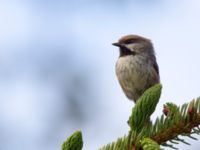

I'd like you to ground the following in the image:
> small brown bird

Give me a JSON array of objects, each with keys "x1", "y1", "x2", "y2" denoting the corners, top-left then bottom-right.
[{"x1": 113, "y1": 35, "x2": 160, "y2": 102}]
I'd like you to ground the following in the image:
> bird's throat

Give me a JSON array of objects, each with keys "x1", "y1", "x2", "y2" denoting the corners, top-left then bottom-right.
[{"x1": 119, "y1": 47, "x2": 136, "y2": 57}]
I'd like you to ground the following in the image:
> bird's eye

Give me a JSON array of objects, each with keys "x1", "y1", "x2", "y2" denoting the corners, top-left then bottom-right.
[{"x1": 125, "y1": 39, "x2": 135, "y2": 44}]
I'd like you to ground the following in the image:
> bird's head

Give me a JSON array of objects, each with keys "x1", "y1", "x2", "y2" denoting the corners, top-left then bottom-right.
[{"x1": 112, "y1": 35, "x2": 154, "y2": 57}]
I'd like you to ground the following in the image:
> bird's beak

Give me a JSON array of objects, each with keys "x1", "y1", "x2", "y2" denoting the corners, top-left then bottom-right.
[{"x1": 112, "y1": 42, "x2": 122, "y2": 47}]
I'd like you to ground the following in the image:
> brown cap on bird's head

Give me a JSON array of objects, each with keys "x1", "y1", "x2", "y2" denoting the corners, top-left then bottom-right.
[{"x1": 112, "y1": 34, "x2": 152, "y2": 47}]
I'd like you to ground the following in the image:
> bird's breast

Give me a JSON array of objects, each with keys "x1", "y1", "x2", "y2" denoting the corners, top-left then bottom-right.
[
  {"x1": 116, "y1": 55, "x2": 148, "y2": 79},
  {"x1": 115, "y1": 55, "x2": 151, "y2": 99}
]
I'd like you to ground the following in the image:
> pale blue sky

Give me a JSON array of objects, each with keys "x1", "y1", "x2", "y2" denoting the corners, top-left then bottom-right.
[{"x1": 0, "y1": 0, "x2": 200, "y2": 150}]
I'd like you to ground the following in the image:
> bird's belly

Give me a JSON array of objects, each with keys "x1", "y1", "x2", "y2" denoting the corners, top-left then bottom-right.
[{"x1": 116, "y1": 56, "x2": 149, "y2": 100}]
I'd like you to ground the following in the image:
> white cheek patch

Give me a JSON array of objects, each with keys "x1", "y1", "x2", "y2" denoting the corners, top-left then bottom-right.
[{"x1": 125, "y1": 43, "x2": 136, "y2": 52}]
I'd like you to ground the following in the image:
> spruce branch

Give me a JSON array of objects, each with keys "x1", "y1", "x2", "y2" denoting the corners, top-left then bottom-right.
[
  {"x1": 62, "y1": 131, "x2": 83, "y2": 150},
  {"x1": 150, "y1": 98, "x2": 200, "y2": 146},
  {"x1": 99, "y1": 84, "x2": 162, "y2": 150},
  {"x1": 61, "y1": 85, "x2": 200, "y2": 150},
  {"x1": 141, "y1": 138, "x2": 160, "y2": 150},
  {"x1": 128, "y1": 84, "x2": 162, "y2": 132}
]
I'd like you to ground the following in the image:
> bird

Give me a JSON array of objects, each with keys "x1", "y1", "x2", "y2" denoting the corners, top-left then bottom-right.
[{"x1": 112, "y1": 34, "x2": 160, "y2": 103}]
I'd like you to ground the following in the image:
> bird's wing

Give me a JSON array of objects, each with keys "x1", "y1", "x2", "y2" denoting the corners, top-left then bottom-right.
[
  {"x1": 153, "y1": 60, "x2": 159, "y2": 75},
  {"x1": 149, "y1": 56, "x2": 160, "y2": 83}
]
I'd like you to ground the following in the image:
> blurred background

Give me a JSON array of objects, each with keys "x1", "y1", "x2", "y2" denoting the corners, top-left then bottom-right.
[{"x1": 0, "y1": 0, "x2": 200, "y2": 150}]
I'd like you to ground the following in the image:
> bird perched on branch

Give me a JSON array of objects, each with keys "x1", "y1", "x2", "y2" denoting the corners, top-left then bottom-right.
[{"x1": 113, "y1": 35, "x2": 160, "y2": 102}]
